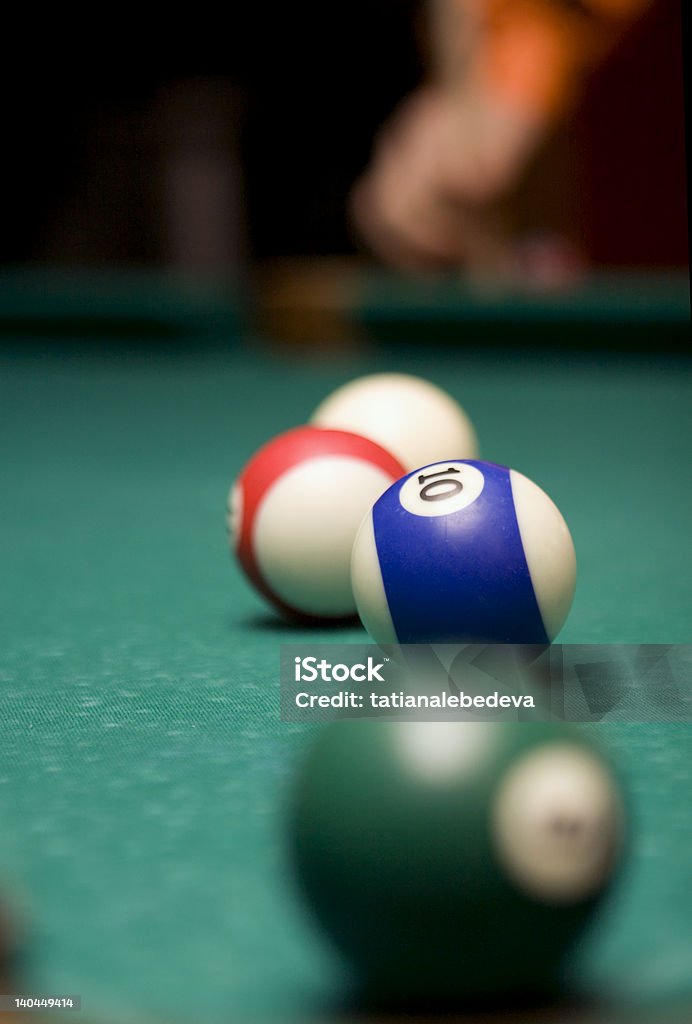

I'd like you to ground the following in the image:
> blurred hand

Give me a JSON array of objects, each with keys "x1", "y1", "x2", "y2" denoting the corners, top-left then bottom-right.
[{"x1": 351, "y1": 86, "x2": 548, "y2": 279}]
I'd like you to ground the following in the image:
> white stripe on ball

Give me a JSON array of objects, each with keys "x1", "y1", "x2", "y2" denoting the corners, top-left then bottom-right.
[
  {"x1": 510, "y1": 470, "x2": 577, "y2": 641},
  {"x1": 254, "y1": 456, "x2": 396, "y2": 618}
]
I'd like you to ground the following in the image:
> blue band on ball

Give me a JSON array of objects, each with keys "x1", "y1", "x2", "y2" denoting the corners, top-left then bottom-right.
[{"x1": 372, "y1": 461, "x2": 548, "y2": 643}]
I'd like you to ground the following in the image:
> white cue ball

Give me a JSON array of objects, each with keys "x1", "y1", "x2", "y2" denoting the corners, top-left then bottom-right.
[{"x1": 310, "y1": 373, "x2": 479, "y2": 471}]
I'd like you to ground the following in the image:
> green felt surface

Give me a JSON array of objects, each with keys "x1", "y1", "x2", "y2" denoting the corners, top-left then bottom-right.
[{"x1": 1, "y1": 320, "x2": 692, "y2": 1022}]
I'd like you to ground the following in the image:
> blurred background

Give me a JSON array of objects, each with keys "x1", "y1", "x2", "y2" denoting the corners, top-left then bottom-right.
[
  {"x1": 0, "y1": 3, "x2": 690, "y2": 1023},
  {"x1": 0, "y1": 0, "x2": 686, "y2": 291}
]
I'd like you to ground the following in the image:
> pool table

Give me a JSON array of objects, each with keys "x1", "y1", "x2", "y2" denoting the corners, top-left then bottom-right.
[{"x1": 0, "y1": 266, "x2": 690, "y2": 1023}]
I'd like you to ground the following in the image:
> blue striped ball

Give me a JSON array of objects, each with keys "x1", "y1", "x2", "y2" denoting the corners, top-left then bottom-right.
[{"x1": 351, "y1": 460, "x2": 576, "y2": 644}]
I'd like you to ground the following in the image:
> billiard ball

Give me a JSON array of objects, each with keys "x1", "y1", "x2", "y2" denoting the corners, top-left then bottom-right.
[
  {"x1": 351, "y1": 459, "x2": 576, "y2": 644},
  {"x1": 229, "y1": 426, "x2": 405, "y2": 620},
  {"x1": 290, "y1": 719, "x2": 626, "y2": 1001},
  {"x1": 310, "y1": 373, "x2": 478, "y2": 472}
]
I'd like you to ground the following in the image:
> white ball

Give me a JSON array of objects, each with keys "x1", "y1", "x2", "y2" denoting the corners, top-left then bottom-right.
[{"x1": 311, "y1": 373, "x2": 479, "y2": 472}]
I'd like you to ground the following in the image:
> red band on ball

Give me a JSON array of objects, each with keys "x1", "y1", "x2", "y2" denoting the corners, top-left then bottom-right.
[{"x1": 235, "y1": 426, "x2": 404, "y2": 620}]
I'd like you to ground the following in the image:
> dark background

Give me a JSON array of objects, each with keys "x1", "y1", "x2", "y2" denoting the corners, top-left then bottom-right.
[{"x1": 0, "y1": 0, "x2": 687, "y2": 270}]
